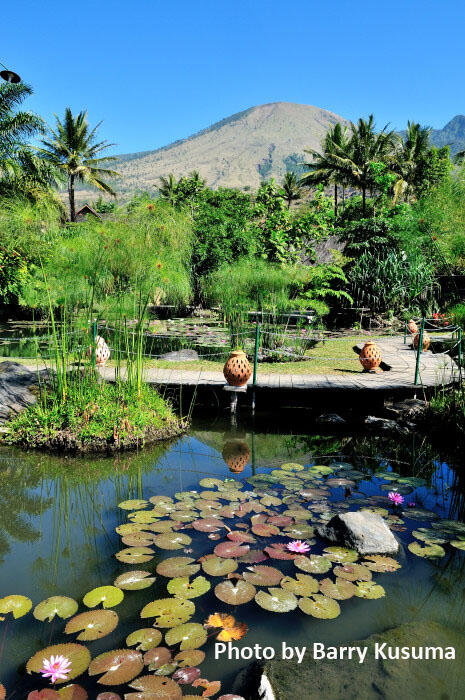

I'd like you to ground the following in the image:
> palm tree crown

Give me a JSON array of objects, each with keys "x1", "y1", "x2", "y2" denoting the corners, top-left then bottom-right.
[
  {"x1": 0, "y1": 82, "x2": 45, "y2": 181},
  {"x1": 280, "y1": 171, "x2": 302, "y2": 208}
]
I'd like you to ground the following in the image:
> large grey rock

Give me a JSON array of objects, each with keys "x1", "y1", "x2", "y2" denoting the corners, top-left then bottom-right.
[
  {"x1": 364, "y1": 415, "x2": 409, "y2": 436},
  {"x1": 159, "y1": 349, "x2": 200, "y2": 362},
  {"x1": 0, "y1": 361, "x2": 49, "y2": 424},
  {"x1": 316, "y1": 413, "x2": 346, "y2": 426},
  {"x1": 316, "y1": 511, "x2": 399, "y2": 555}
]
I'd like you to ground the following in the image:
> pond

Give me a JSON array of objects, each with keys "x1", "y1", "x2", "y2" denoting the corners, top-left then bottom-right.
[{"x1": 0, "y1": 416, "x2": 464, "y2": 698}]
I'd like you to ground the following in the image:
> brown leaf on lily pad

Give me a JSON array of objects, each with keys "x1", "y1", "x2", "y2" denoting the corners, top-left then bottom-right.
[
  {"x1": 58, "y1": 685, "x2": 88, "y2": 700},
  {"x1": 65, "y1": 610, "x2": 118, "y2": 641},
  {"x1": 156, "y1": 557, "x2": 200, "y2": 578},
  {"x1": 172, "y1": 666, "x2": 201, "y2": 684},
  {"x1": 27, "y1": 643, "x2": 91, "y2": 684},
  {"x1": 126, "y1": 628, "x2": 163, "y2": 651},
  {"x1": 113, "y1": 571, "x2": 156, "y2": 591},
  {"x1": 143, "y1": 646, "x2": 172, "y2": 670},
  {"x1": 201, "y1": 556, "x2": 238, "y2": 577},
  {"x1": 205, "y1": 613, "x2": 247, "y2": 641},
  {"x1": 89, "y1": 649, "x2": 143, "y2": 685},
  {"x1": 251, "y1": 523, "x2": 279, "y2": 537},
  {"x1": 214, "y1": 542, "x2": 250, "y2": 558},
  {"x1": 96, "y1": 694, "x2": 122, "y2": 700},
  {"x1": 174, "y1": 649, "x2": 206, "y2": 667},
  {"x1": 27, "y1": 692, "x2": 59, "y2": 700},
  {"x1": 237, "y1": 549, "x2": 267, "y2": 564},
  {"x1": 0, "y1": 685, "x2": 5, "y2": 700},
  {"x1": 127, "y1": 675, "x2": 182, "y2": 699},
  {"x1": 264, "y1": 544, "x2": 295, "y2": 561},
  {"x1": 192, "y1": 679, "x2": 222, "y2": 698},
  {"x1": 243, "y1": 565, "x2": 283, "y2": 586},
  {"x1": 227, "y1": 531, "x2": 255, "y2": 543},
  {"x1": 214, "y1": 579, "x2": 256, "y2": 605}
]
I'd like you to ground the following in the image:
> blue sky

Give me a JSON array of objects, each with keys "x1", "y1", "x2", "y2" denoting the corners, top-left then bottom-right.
[{"x1": 3, "y1": 0, "x2": 465, "y2": 154}]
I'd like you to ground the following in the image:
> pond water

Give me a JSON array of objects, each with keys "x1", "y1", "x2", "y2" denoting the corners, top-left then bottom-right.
[{"x1": 0, "y1": 417, "x2": 464, "y2": 698}]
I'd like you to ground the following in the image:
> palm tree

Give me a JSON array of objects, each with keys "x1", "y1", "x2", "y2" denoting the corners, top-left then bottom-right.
[
  {"x1": 39, "y1": 108, "x2": 119, "y2": 221},
  {"x1": 158, "y1": 173, "x2": 178, "y2": 205},
  {"x1": 280, "y1": 171, "x2": 302, "y2": 208},
  {"x1": 0, "y1": 82, "x2": 44, "y2": 181},
  {"x1": 393, "y1": 121, "x2": 431, "y2": 202}
]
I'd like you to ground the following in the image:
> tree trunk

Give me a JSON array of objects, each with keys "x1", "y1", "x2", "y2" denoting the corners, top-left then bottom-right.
[
  {"x1": 68, "y1": 173, "x2": 76, "y2": 222},
  {"x1": 362, "y1": 187, "x2": 366, "y2": 217},
  {"x1": 334, "y1": 183, "x2": 338, "y2": 217},
  {"x1": 342, "y1": 186, "x2": 346, "y2": 211}
]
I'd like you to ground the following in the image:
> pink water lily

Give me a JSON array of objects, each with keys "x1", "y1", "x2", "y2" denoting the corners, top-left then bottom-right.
[
  {"x1": 286, "y1": 540, "x2": 311, "y2": 554},
  {"x1": 39, "y1": 655, "x2": 71, "y2": 683},
  {"x1": 388, "y1": 491, "x2": 404, "y2": 506}
]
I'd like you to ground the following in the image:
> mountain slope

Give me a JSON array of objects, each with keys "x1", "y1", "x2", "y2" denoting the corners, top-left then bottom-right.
[
  {"x1": 430, "y1": 115, "x2": 465, "y2": 156},
  {"x1": 109, "y1": 102, "x2": 349, "y2": 196}
]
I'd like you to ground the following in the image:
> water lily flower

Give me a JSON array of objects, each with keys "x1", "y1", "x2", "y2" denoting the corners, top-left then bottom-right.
[
  {"x1": 407, "y1": 502, "x2": 416, "y2": 507},
  {"x1": 286, "y1": 540, "x2": 311, "y2": 554},
  {"x1": 388, "y1": 491, "x2": 404, "y2": 506},
  {"x1": 39, "y1": 655, "x2": 71, "y2": 684}
]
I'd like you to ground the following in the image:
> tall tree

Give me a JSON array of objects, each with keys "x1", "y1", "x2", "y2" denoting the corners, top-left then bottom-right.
[
  {"x1": 280, "y1": 171, "x2": 302, "y2": 208},
  {"x1": 158, "y1": 173, "x2": 178, "y2": 205},
  {"x1": 39, "y1": 108, "x2": 118, "y2": 221},
  {"x1": 392, "y1": 121, "x2": 432, "y2": 202},
  {"x1": 0, "y1": 82, "x2": 44, "y2": 182}
]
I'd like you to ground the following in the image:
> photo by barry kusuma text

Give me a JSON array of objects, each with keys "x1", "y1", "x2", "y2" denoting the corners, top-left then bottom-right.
[{"x1": 215, "y1": 641, "x2": 457, "y2": 664}]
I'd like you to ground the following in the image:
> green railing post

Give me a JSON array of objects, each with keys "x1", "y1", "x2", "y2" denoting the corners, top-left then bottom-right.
[
  {"x1": 251, "y1": 323, "x2": 260, "y2": 412},
  {"x1": 403, "y1": 319, "x2": 408, "y2": 344},
  {"x1": 92, "y1": 320, "x2": 97, "y2": 370},
  {"x1": 414, "y1": 317, "x2": 425, "y2": 386}
]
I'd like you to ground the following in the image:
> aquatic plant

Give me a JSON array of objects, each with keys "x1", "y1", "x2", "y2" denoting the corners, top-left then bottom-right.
[
  {"x1": 39, "y1": 656, "x2": 71, "y2": 684},
  {"x1": 388, "y1": 491, "x2": 404, "y2": 506},
  {"x1": 286, "y1": 539, "x2": 311, "y2": 553}
]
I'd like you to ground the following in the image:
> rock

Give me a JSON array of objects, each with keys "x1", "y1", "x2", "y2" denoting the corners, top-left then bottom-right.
[
  {"x1": 316, "y1": 511, "x2": 399, "y2": 555},
  {"x1": 159, "y1": 349, "x2": 200, "y2": 362},
  {"x1": 385, "y1": 398, "x2": 428, "y2": 424},
  {"x1": 0, "y1": 361, "x2": 49, "y2": 426},
  {"x1": 364, "y1": 415, "x2": 409, "y2": 436},
  {"x1": 316, "y1": 413, "x2": 346, "y2": 426}
]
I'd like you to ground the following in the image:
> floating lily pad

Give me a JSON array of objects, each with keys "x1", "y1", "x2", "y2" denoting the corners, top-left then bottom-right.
[
  {"x1": 148, "y1": 521, "x2": 176, "y2": 533},
  {"x1": 333, "y1": 564, "x2": 372, "y2": 582},
  {"x1": 27, "y1": 644, "x2": 91, "y2": 684},
  {"x1": 260, "y1": 495, "x2": 282, "y2": 507},
  {"x1": 308, "y1": 465, "x2": 334, "y2": 475},
  {"x1": 83, "y1": 586, "x2": 124, "y2": 609},
  {"x1": 294, "y1": 555, "x2": 332, "y2": 574},
  {"x1": 281, "y1": 463, "x2": 305, "y2": 471},
  {"x1": 319, "y1": 577, "x2": 356, "y2": 600},
  {"x1": 283, "y1": 524, "x2": 315, "y2": 538},
  {"x1": 299, "y1": 488, "x2": 328, "y2": 500},
  {"x1": 298, "y1": 595, "x2": 340, "y2": 619},
  {"x1": 154, "y1": 533, "x2": 192, "y2": 550},
  {"x1": 324, "y1": 547, "x2": 358, "y2": 563},
  {"x1": 267, "y1": 515, "x2": 293, "y2": 526},
  {"x1": 362, "y1": 555, "x2": 401, "y2": 572},
  {"x1": 214, "y1": 542, "x2": 250, "y2": 558},
  {"x1": 354, "y1": 581, "x2": 386, "y2": 599},
  {"x1": 96, "y1": 694, "x2": 121, "y2": 700},
  {"x1": 251, "y1": 523, "x2": 279, "y2": 537},
  {"x1": 89, "y1": 649, "x2": 143, "y2": 685},
  {"x1": 0, "y1": 594, "x2": 32, "y2": 619},
  {"x1": 255, "y1": 588, "x2": 298, "y2": 612},
  {"x1": 127, "y1": 676, "x2": 182, "y2": 699},
  {"x1": 58, "y1": 685, "x2": 88, "y2": 700},
  {"x1": 397, "y1": 476, "x2": 427, "y2": 487},
  {"x1": 115, "y1": 547, "x2": 154, "y2": 564},
  {"x1": 451, "y1": 540, "x2": 465, "y2": 550},
  {"x1": 167, "y1": 576, "x2": 211, "y2": 599},
  {"x1": 65, "y1": 610, "x2": 118, "y2": 641},
  {"x1": 140, "y1": 598, "x2": 195, "y2": 627},
  {"x1": 172, "y1": 666, "x2": 201, "y2": 684},
  {"x1": 201, "y1": 556, "x2": 238, "y2": 576},
  {"x1": 280, "y1": 574, "x2": 318, "y2": 596},
  {"x1": 174, "y1": 650, "x2": 206, "y2": 667},
  {"x1": 264, "y1": 543, "x2": 295, "y2": 560},
  {"x1": 227, "y1": 531, "x2": 256, "y2": 544},
  {"x1": 126, "y1": 628, "x2": 163, "y2": 651},
  {"x1": 143, "y1": 647, "x2": 172, "y2": 671},
  {"x1": 408, "y1": 542, "x2": 445, "y2": 558},
  {"x1": 33, "y1": 596, "x2": 78, "y2": 622},
  {"x1": 412, "y1": 529, "x2": 448, "y2": 544},
  {"x1": 214, "y1": 580, "x2": 256, "y2": 605},
  {"x1": 129, "y1": 511, "x2": 160, "y2": 524},
  {"x1": 113, "y1": 571, "x2": 155, "y2": 591},
  {"x1": 165, "y1": 623, "x2": 207, "y2": 650},
  {"x1": 118, "y1": 499, "x2": 148, "y2": 510},
  {"x1": 156, "y1": 557, "x2": 200, "y2": 578},
  {"x1": 243, "y1": 565, "x2": 283, "y2": 586},
  {"x1": 403, "y1": 508, "x2": 439, "y2": 521},
  {"x1": 205, "y1": 613, "x2": 247, "y2": 641},
  {"x1": 169, "y1": 511, "x2": 197, "y2": 523},
  {"x1": 150, "y1": 496, "x2": 174, "y2": 506},
  {"x1": 116, "y1": 523, "x2": 149, "y2": 535},
  {"x1": 432, "y1": 520, "x2": 465, "y2": 535},
  {"x1": 326, "y1": 478, "x2": 356, "y2": 488},
  {"x1": 122, "y1": 533, "x2": 155, "y2": 547}
]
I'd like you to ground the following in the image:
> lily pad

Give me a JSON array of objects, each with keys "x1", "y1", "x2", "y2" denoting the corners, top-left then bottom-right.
[
  {"x1": 319, "y1": 577, "x2": 356, "y2": 600},
  {"x1": 65, "y1": 610, "x2": 118, "y2": 641},
  {"x1": 167, "y1": 576, "x2": 211, "y2": 599},
  {"x1": 214, "y1": 580, "x2": 256, "y2": 605},
  {"x1": 140, "y1": 598, "x2": 195, "y2": 628},
  {"x1": 333, "y1": 564, "x2": 372, "y2": 582},
  {"x1": 126, "y1": 628, "x2": 163, "y2": 651},
  {"x1": 129, "y1": 511, "x2": 160, "y2": 524},
  {"x1": 127, "y1": 676, "x2": 182, "y2": 699},
  {"x1": 174, "y1": 650, "x2": 206, "y2": 667},
  {"x1": 324, "y1": 547, "x2": 358, "y2": 563},
  {"x1": 88, "y1": 649, "x2": 143, "y2": 685},
  {"x1": 33, "y1": 596, "x2": 78, "y2": 622},
  {"x1": 199, "y1": 478, "x2": 224, "y2": 489},
  {"x1": 116, "y1": 523, "x2": 148, "y2": 535},
  {"x1": 243, "y1": 565, "x2": 283, "y2": 586},
  {"x1": 264, "y1": 543, "x2": 296, "y2": 560},
  {"x1": 27, "y1": 644, "x2": 91, "y2": 684},
  {"x1": 451, "y1": 540, "x2": 465, "y2": 550},
  {"x1": 412, "y1": 529, "x2": 448, "y2": 545},
  {"x1": 143, "y1": 647, "x2": 172, "y2": 671},
  {"x1": 214, "y1": 542, "x2": 250, "y2": 558},
  {"x1": 205, "y1": 613, "x2": 248, "y2": 641},
  {"x1": 403, "y1": 508, "x2": 439, "y2": 521},
  {"x1": 165, "y1": 623, "x2": 207, "y2": 650},
  {"x1": 96, "y1": 695, "x2": 121, "y2": 700},
  {"x1": 83, "y1": 586, "x2": 124, "y2": 609},
  {"x1": 298, "y1": 595, "x2": 340, "y2": 619},
  {"x1": 255, "y1": 588, "x2": 298, "y2": 612},
  {"x1": 308, "y1": 465, "x2": 334, "y2": 475},
  {"x1": 354, "y1": 581, "x2": 386, "y2": 599},
  {"x1": 154, "y1": 533, "x2": 192, "y2": 550},
  {"x1": 148, "y1": 521, "x2": 176, "y2": 533},
  {"x1": 156, "y1": 557, "x2": 200, "y2": 578},
  {"x1": 294, "y1": 555, "x2": 332, "y2": 574},
  {"x1": 118, "y1": 499, "x2": 148, "y2": 510},
  {"x1": 201, "y1": 556, "x2": 238, "y2": 576},
  {"x1": 227, "y1": 531, "x2": 256, "y2": 543},
  {"x1": 281, "y1": 463, "x2": 305, "y2": 472},
  {"x1": 58, "y1": 686, "x2": 88, "y2": 700},
  {"x1": 113, "y1": 571, "x2": 155, "y2": 591},
  {"x1": 362, "y1": 555, "x2": 401, "y2": 572},
  {"x1": 251, "y1": 523, "x2": 279, "y2": 537},
  {"x1": 280, "y1": 574, "x2": 318, "y2": 596},
  {"x1": 408, "y1": 542, "x2": 445, "y2": 558},
  {"x1": 0, "y1": 594, "x2": 32, "y2": 619},
  {"x1": 115, "y1": 547, "x2": 154, "y2": 564}
]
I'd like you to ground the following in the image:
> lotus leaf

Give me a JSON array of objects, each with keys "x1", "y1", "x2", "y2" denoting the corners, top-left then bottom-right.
[
  {"x1": 83, "y1": 586, "x2": 124, "y2": 609},
  {"x1": 403, "y1": 508, "x2": 439, "y2": 521},
  {"x1": 294, "y1": 555, "x2": 332, "y2": 574},
  {"x1": 169, "y1": 511, "x2": 198, "y2": 523},
  {"x1": 408, "y1": 542, "x2": 445, "y2": 558},
  {"x1": 255, "y1": 588, "x2": 298, "y2": 613},
  {"x1": 114, "y1": 571, "x2": 155, "y2": 591},
  {"x1": 432, "y1": 519, "x2": 465, "y2": 534},
  {"x1": 150, "y1": 495, "x2": 174, "y2": 505},
  {"x1": 167, "y1": 576, "x2": 211, "y2": 599},
  {"x1": 192, "y1": 518, "x2": 224, "y2": 532},
  {"x1": 267, "y1": 515, "x2": 293, "y2": 526},
  {"x1": 122, "y1": 533, "x2": 156, "y2": 547},
  {"x1": 324, "y1": 547, "x2": 358, "y2": 563},
  {"x1": 140, "y1": 597, "x2": 195, "y2": 627},
  {"x1": 116, "y1": 523, "x2": 149, "y2": 535},
  {"x1": 172, "y1": 666, "x2": 201, "y2": 684},
  {"x1": 280, "y1": 574, "x2": 318, "y2": 596},
  {"x1": 214, "y1": 579, "x2": 256, "y2": 605},
  {"x1": 154, "y1": 533, "x2": 192, "y2": 550},
  {"x1": 260, "y1": 495, "x2": 282, "y2": 506},
  {"x1": 58, "y1": 685, "x2": 88, "y2": 700},
  {"x1": 88, "y1": 649, "x2": 143, "y2": 685},
  {"x1": 126, "y1": 628, "x2": 163, "y2": 651},
  {"x1": 156, "y1": 557, "x2": 200, "y2": 578},
  {"x1": 412, "y1": 529, "x2": 448, "y2": 544},
  {"x1": 319, "y1": 577, "x2": 356, "y2": 600},
  {"x1": 201, "y1": 556, "x2": 238, "y2": 576},
  {"x1": 165, "y1": 623, "x2": 207, "y2": 650},
  {"x1": 205, "y1": 613, "x2": 248, "y2": 641},
  {"x1": 309, "y1": 465, "x2": 334, "y2": 475},
  {"x1": 243, "y1": 565, "x2": 283, "y2": 586},
  {"x1": 199, "y1": 478, "x2": 224, "y2": 488},
  {"x1": 27, "y1": 691, "x2": 59, "y2": 700},
  {"x1": 127, "y1": 675, "x2": 182, "y2": 699},
  {"x1": 238, "y1": 549, "x2": 267, "y2": 564},
  {"x1": 0, "y1": 594, "x2": 32, "y2": 619},
  {"x1": 283, "y1": 525, "x2": 314, "y2": 538},
  {"x1": 33, "y1": 596, "x2": 78, "y2": 622},
  {"x1": 376, "y1": 471, "x2": 400, "y2": 480},
  {"x1": 251, "y1": 523, "x2": 279, "y2": 537},
  {"x1": 65, "y1": 610, "x2": 119, "y2": 640},
  {"x1": 174, "y1": 650, "x2": 205, "y2": 667},
  {"x1": 227, "y1": 531, "x2": 256, "y2": 543},
  {"x1": 298, "y1": 595, "x2": 340, "y2": 618},
  {"x1": 214, "y1": 542, "x2": 250, "y2": 558},
  {"x1": 333, "y1": 564, "x2": 372, "y2": 582},
  {"x1": 119, "y1": 499, "x2": 148, "y2": 510},
  {"x1": 96, "y1": 695, "x2": 121, "y2": 700},
  {"x1": 143, "y1": 646, "x2": 172, "y2": 670},
  {"x1": 354, "y1": 581, "x2": 386, "y2": 599},
  {"x1": 451, "y1": 540, "x2": 465, "y2": 549},
  {"x1": 281, "y1": 463, "x2": 305, "y2": 471},
  {"x1": 362, "y1": 556, "x2": 401, "y2": 572},
  {"x1": 115, "y1": 547, "x2": 154, "y2": 564},
  {"x1": 264, "y1": 544, "x2": 295, "y2": 560},
  {"x1": 129, "y1": 511, "x2": 161, "y2": 523},
  {"x1": 27, "y1": 643, "x2": 91, "y2": 684},
  {"x1": 397, "y1": 476, "x2": 427, "y2": 487}
]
